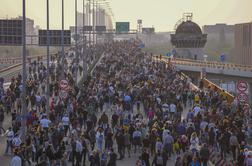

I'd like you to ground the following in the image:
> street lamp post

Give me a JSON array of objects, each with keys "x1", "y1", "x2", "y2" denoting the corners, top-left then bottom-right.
[
  {"x1": 21, "y1": 0, "x2": 27, "y2": 138},
  {"x1": 46, "y1": 0, "x2": 50, "y2": 112},
  {"x1": 61, "y1": 0, "x2": 65, "y2": 78},
  {"x1": 94, "y1": 1, "x2": 109, "y2": 44},
  {"x1": 88, "y1": 1, "x2": 91, "y2": 46},
  {"x1": 96, "y1": 1, "x2": 98, "y2": 44},
  {"x1": 92, "y1": 0, "x2": 95, "y2": 45},
  {"x1": 75, "y1": 0, "x2": 78, "y2": 84},
  {"x1": 83, "y1": 0, "x2": 87, "y2": 78}
]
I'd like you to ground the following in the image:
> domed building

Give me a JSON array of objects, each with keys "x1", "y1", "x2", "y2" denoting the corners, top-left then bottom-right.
[{"x1": 171, "y1": 16, "x2": 207, "y2": 60}]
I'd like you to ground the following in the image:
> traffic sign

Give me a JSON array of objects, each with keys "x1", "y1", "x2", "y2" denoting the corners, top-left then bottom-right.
[
  {"x1": 95, "y1": 26, "x2": 106, "y2": 32},
  {"x1": 166, "y1": 52, "x2": 171, "y2": 57},
  {"x1": 220, "y1": 54, "x2": 225, "y2": 63},
  {"x1": 39, "y1": 30, "x2": 71, "y2": 46},
  {"x1": 237, "y1": 93, "x2": 249, "y2": 103},
  {"x1": 171, "y1": 49, "x2": 176, "y2": 55},
  {"x1": 116, "y1": 22, "x2": 130, "y2": 33},
  {"x1": 237, "y1": 80, "x2": 248, "y2": 92},
  {"x1": 59, "y1": 80, "x2": 69, "y2": 90},
  {"x1": 0, "y1": 19, "x2": 22, "y2": 45},
  {"x1": 139, "y1": 43, "x2": 145, "y2": 49}
]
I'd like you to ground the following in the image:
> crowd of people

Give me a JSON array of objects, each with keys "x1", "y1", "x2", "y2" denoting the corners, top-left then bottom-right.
[{"x1": 0, "y1": 39, "x2": 251, "y2": 166}]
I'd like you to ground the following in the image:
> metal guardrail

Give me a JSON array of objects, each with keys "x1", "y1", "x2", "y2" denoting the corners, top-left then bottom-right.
[
  {"x1": 0, "y1": 50, "x2": 65, "y2": 75},
  {"x1": 0, "y1": 53, "x2": 51, "y2": 65},
  {"x1": 202, "y1": 78, "x2": 235, "y2": 103},
  {"x1": 0, "y1": 63, "x2": 22, "y2": 73},
  {"x1": 159, "y1": 56, "x2": 252, "y2": 72}
]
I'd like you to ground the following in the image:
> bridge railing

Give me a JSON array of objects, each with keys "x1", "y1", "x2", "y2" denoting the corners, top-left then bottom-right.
[
  {"x1": 159, "y1": 56, "x2": 252, "y2": 72},
  {"x1": 0, "y1": 53, "x2": 50, "y2": 65},
  {"x1": 202, "y1": 78, "x2": 235, "y2": 103}
]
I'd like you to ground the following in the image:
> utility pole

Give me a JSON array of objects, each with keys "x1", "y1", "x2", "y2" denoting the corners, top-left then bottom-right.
[
  {"x1": 83, "y1": 0, "x2": 87, "y2": 78},
  {"x1": 75, "y1": 0, "x2": 78, "y2": 83},
  {"x1": 88, "y1": 1, "x2": 91, "y2": 46},
  {"x1": 92, "y1": 0, "x2": 95, "y2": 45},
  {"x1": 21, "y1": 0, "x2": 27, "y2": 138},
  {"x1": 96, "y1": 1, "x2": 98, "y2": 44},
  {"x1": 61, "y1": 0, "x2": 65, "y2": 78},
  {"x1": 46, "y1": 0, "x2": 50, "y2": 112}
]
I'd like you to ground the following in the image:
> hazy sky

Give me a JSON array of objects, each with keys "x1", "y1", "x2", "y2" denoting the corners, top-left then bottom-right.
[{"x1": 1, "y1": 0, "x2": 252, "y2": 32}]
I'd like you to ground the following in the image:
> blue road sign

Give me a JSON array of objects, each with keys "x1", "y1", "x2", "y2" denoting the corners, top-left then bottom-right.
[
  {"x1": 166, "y1": 52, "x2": 171, "y2": 57},
  {"x1": 139, "y1": 43, "x2": 145, "y2": 48},
  {"x1": 220, "y1": 54, "x2": 225, "y2": 62},
  {"x1": 172, "y1": 49, "x2": 176, "y2": 55}
]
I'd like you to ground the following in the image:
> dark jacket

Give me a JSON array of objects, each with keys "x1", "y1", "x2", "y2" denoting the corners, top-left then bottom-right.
[{"x1": 200, "y1": 146, "x2": 209, "y2": 160}]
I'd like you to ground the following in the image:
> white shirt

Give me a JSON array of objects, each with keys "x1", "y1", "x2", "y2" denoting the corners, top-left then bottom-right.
[
  {"x1": 200, "y1": 121, "x2": 209, "y2": 131},
  {"x1": 76, "y1": 140, "x2": 83, "y2": 153},
  {"x1": 170, "y1": 103, "x2": 176, "y2": 113},
  {"x1": 40, "y1": 118, "x2": 51, "y2": 128},
  {"x1": 162, "y1": 103, "x2": 169, "y2": 112},
  {"x1": 36, "y1": 95, "x2": 41, "y2": 103},
  {"x1": 12, "y1": 137, "x2": 22, "y2": 147},
  {"x1": 133, "y1": 130, "x2": 142, "y2": 138},
  {"x1": 10, "y1": 155, "x2": 22, "y2": 166},
  {"x1": 193, "y1": 106, "x2": 201, "y2": 116},
  {"x1": 62, "y1": 116, "x2": 70, "y2": 126},
  {"x1": 5, "y1": 130, "x2": 14, "y2": 141}
]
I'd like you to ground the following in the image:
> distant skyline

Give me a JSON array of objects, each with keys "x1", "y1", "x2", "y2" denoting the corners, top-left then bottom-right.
[{"x1": 1, "y1": 0, "x2": 252, "y2": 32}]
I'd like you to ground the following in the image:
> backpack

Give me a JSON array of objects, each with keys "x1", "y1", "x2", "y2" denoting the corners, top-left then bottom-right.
[{"x1": 156, "y1": 155, "x2": 163, "y2": 165}]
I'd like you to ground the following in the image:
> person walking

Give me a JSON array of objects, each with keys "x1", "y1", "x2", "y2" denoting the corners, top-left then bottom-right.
[
  {"x1": 115, "y1": 130, "x2": 125, "y2": 160},
  {"x1": 141, "y1": 148, "x2": 150, "y2": 166},
  {"x1": 230, "y1": 132, "x2": 239, "y2": 162},
  {"x1": 200, "y1": 143, "x2": 210, "y2": 166},
  {"x1": 124, "y1": 130, "x2": 131, "y2": 158},
  {"x1": 108, "y1": 148, "x2": 117, "y2": 166},
  {"x1": 0, "y1": 108, "x2": 4, "y2": 135},
  {"x1": 75, "y1": 139, "x2": 83, "y2": 166},
  {"x1": 10, "y1": 149, "x2": 22, "y2": 166},
  {"x1": 151, "y1": 150, "x2": 164, "y2": 166},
  {"x1": 5, "y1": 127, "x2": 14, "y2": 154}
]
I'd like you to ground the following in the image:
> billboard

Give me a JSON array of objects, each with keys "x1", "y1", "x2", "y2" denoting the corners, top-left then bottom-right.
[
  {"x1": 0, "y1": 19, "x2": 22, "y2": 45},
  {"x1": 116, "y1": 22, "x2": 130, "y2": 33},
  {"x1": 142, "y1": 27, "x2": 155, "y2": 34},
  {"x1": 70, "y1": 26, "x2": 93, "y2": 33},
  {"x1": 95, "y1": 26, "x2": 106, "y2": 32},
  {"x1": 39, "y1": 30, "x2": 71, "y2": 46},
  {"x1": 82, "y1": 26, "x2": 92, "y2": 32}
]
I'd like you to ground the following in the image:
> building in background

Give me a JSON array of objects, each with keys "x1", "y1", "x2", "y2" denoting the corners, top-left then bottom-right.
[
  {"x1": 70, "y1": 6, "x2": 113, "y2": 43},
  {"x1": 142, "y1": 27, "x2": 155, "y2": 34},
  {"x1": 203, "y1": 24, "x2": 234, "y2": 43},
  {"x1": 202, "y1": 24, "x2": 235, "y2": 62},
  {"x1": 15, "y1": 16, "x2": 36, "y2": 44},
  {"x1": 171, "y1": 13, "x2": 207, "y2": 60},
  {"x1": 235, "y1": 22, "x2": 252, "y2": 65}
]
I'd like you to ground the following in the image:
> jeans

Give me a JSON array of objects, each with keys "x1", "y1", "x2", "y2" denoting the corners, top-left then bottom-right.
[
  {"x1": 230, "y1": 145, "x2": 237, "y2": 161},
  {"x1": 76, "y1": 152, "x2": 82, "y2": 166},
  {"x1": 202, "y1": 159, "x2": 208, "y2": 166},
  {"x1": 5, "y1": 140, "x2": 12, "y2": 154}
]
